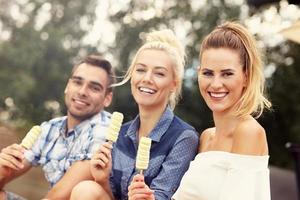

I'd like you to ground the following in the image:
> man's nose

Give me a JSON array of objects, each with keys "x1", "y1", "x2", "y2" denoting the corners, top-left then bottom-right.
[{"x1": 78, "y1": 84, "x2": 89, "y2": 96}]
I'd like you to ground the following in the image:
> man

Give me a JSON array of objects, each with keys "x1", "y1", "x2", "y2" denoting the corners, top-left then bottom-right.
[{"x1": 0, "y1": 55, "x2": 115, "y2": 199}]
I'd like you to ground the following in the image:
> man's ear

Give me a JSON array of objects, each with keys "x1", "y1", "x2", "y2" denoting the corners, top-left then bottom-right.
[{"x1": 103, "y1": 91, "x2": 113, "y2": 107}]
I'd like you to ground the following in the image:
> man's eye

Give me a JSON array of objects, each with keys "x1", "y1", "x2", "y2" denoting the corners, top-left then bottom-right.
[
  {"x1": 72, "y1": 79, "x2": 82, "y2": 85},
  {"x1": 89, "y1": 85, "x2": 102, "y2": 92}
]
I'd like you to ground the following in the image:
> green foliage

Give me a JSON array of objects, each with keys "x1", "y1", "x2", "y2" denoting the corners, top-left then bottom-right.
[
  {"x1": 0, "y1": 0, "x2": 97, "y2": 127},
  {"x1": 264, "y1": 43, "x2": 300, "y2": 167}
]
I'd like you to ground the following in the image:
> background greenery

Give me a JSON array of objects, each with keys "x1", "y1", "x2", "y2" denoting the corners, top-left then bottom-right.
[{"x1": 0, "y1": 0, "x2": 299, "y2": 169}]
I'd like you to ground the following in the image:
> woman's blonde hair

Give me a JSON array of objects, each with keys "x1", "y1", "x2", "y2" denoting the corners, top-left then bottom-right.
[
  {"x1": 200, "y1": 21, "x2": 271, "y2": 118},
  {"x1": 115, "y1": 29, "x2": 185, "y2": 110}
]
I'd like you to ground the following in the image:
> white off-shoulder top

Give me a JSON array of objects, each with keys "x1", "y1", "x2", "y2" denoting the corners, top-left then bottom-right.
[{"x1": 172, "y1": 151, "x2": 270, "y2": 200}]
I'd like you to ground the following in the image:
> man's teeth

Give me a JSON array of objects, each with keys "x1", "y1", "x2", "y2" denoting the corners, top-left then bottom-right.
[
  {"x1": 139, "y1": 87, "x2": 155, "y2": 94},
  {"x1": 74, "y1": 99, "x2": 88, "y2": 105},
  {"x1": 210, "y1": 92, "x2": 227, "y2": 98}
]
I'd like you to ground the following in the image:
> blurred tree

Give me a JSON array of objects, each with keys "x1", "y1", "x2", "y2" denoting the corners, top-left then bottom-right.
[
  {"x1": 0, "y1": 0, "x2": 97, "y2": 128},
  {"x1": 264, "y1": 42, "x2": 300, "y2": 167}
]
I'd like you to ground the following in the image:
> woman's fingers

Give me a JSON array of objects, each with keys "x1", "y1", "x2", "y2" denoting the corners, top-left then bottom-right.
[{"x1": 91, "y1": 142, "x2": 113, "y2": 168}]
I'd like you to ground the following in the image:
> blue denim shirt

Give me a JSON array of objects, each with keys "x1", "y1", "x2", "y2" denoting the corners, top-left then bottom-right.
[
  {"x1": 110, "y1": 107, "x2": 199, "y2": 200},
  {"x1": 24, "y1": 111, "x2": 111, "y2": 186}
]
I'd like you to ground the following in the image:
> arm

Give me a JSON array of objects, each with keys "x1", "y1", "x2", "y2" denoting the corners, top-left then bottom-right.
[
  {"x1": 45, "y1": 160, "x2": 93, "y2": 199},
  {"x1": 90, "y1": 142, "x2": 115, "y2": 199},
  {"x1": 0, "y1": 144, "x2": 32, "y2": 189},
  {"x1": 150, "y1": 130, "x2": 199, "y2": 200}
]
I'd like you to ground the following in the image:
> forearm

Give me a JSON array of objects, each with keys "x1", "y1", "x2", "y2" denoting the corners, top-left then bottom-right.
[
  {"x1": 46, "y1": 160, "x2": 94, "y2": 199},
  {"x1": 0, "y1": 166, "x2": 13, "y2": 190},
  {"x1": 0, "y1": 177, "x2": 5, "y2": 190},
  {"x1": 45, "y1": 186, "x2": 71, "y2": 200}
]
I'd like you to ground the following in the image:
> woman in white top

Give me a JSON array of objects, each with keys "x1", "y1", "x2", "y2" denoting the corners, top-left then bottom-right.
[{"x1": 172, "y1": 21, "x2": 272, "y2": 200}]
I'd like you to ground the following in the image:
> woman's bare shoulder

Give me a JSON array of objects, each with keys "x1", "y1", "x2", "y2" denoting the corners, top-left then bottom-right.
[
  {"x1": 232, "y1": 117, "x2": 268, "y2": 155},
  {"x1": 199, "y1": 127, "x2": 215, "y2": 152}
]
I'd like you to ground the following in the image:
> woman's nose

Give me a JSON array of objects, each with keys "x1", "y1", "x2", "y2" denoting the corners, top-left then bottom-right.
[
  {"x1": 211, "y1": 76, "x2": 223, "y2": 89},
  {"x1": 142, "y1": 71, "x2": 153, "y2": 83}
]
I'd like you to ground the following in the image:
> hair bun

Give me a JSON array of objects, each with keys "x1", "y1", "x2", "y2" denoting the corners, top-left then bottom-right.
[{"x1": 143, "y1": 29, "x2": 185, "y2": 66}]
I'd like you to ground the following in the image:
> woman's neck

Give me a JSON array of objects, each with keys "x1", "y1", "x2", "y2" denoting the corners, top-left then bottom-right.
[
  {"x1": 138, "y1": 104, "x2": 166, "y2": 138},
  {"x1": 213, "y1": 111, "x2": 238, "y2": 136}
]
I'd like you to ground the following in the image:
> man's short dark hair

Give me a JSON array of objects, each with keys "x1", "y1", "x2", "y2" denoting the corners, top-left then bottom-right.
[{"x1": 72, "y1": 55, "x2": 116, "y2": 93}]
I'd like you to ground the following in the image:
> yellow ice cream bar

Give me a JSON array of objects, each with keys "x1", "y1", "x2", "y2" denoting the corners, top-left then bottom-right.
[
  {"x1": 136, "y1": 137, "x2": 152, "y2": 170},
  {"x1": 21, "y1": 125, "x2": 42, "y2": 149},
  {"x1": 106, "y1": 112, "x2": 124, "y2": 142}
]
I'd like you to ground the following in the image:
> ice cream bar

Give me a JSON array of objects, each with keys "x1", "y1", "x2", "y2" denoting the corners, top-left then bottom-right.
[
  {"x1": 21, "y1": 125, "x2": 42, "y2": 149},
  {"x1": 136, "y1": 137, "x2": 152, "y2": 172},
  {"x1": 105, "y1": 112, "x2": 124, "y2": 143}
]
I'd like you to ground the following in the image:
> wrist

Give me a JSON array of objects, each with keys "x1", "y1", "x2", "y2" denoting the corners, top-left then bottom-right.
[{"x1": 94, "y1": 177, "x2": 109, "y2": 186}]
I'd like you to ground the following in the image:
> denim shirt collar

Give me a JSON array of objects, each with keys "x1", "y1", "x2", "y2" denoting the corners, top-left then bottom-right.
[{"x1": 126, "y1": 106, "x2": 174, "y2": 142}]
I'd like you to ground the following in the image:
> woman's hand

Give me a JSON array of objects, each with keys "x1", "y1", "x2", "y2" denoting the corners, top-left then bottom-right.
[
  {"x1": 128, "y1": 174, "x2": 154, "y2": 200},
  {"x1": 90, "y1": 142, "x2": 113, "y2": 184}
]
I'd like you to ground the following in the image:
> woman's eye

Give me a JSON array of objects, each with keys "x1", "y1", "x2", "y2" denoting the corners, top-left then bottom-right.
[
  {"x1": 155, "y1": 72, "x2": 165, "y2": 77},
  {"x1": 223, "y1": 72, "x2": 233, "y2": 77},
  {"x1": 202, "y1": 71, "x2": 213, "y2": 76},
  {"x1": 136, "y1": 68, "x2": 146, "y2": 73}
]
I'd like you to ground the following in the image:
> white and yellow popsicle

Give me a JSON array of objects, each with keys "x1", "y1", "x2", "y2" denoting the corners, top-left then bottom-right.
[
  {"x1": 21, "y1": 125, "x2": 42, "y2": 149},
  {"x1": 106, "y1": 112, "x2": 124, "y2": 143},
  {"x1": 136, "y1": 137, "x2": 152, "y2": 174}
]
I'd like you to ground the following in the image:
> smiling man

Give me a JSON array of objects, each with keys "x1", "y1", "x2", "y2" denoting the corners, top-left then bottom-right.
[{"x1": 0, "y1": 55, "x2": 115, "y2": 200}]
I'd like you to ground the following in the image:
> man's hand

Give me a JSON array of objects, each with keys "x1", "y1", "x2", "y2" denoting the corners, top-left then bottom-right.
[
  {"x1": 0, "y1": 144, "x2": 31, "y2": 190},
  {"x1": 0, "y1": 144, "x2": 25, "y2": 171},
  {"x1": 128, "y1": 174, "x2": 154, "y2": 200},
  {"x1": 90, "y1": 142, "x2": 113, "y2": 184}
]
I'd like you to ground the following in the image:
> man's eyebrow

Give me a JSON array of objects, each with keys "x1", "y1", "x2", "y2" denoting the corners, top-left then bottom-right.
[
  {"x1": 90, "y1": 81, "x2": 104, "y2": 90},
  {"x1": 71, "y1": 76, "x2": 83, "y2": 80},
  {"x1": 71, "y1": 76, "x2": 104, "y2": 90}
]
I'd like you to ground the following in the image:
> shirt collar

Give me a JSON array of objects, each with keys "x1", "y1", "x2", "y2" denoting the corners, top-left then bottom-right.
[
  {"x1": 60, "y1": 112, "x2": 107, "y2": 138},
  {"x1": 126, "y1": 106, "x2": 174, "y2": 142}
]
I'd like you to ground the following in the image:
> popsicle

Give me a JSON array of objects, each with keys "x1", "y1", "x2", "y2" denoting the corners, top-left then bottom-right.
[
  {"x1": 21, "y1": 125, "x2": 42, "y2": 149},
  {"x1": 136, "y1": 137, "x2": 152, "y2": 174},
  {"x1": 105, "y1": 112, "x2": 124, "y2": 143}
]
